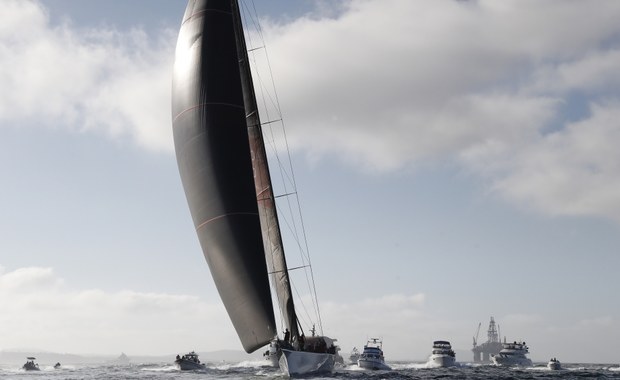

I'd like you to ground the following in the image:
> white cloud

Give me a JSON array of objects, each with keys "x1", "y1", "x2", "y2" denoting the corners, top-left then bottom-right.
[
  {"x1": 492, "y1": 101, "x2": 620, "y2": 221},
  {"x1": 2, "y1": 266, "x2": 619, "y2": 362},
  {"x1": 0, "y1": 266, "x2": 432, "y2": 359},
  {"x1": 0, "y1": 0, "x2": 175, "y2": 152},
  {"x1": 3, "y1": 0, "x2": 620, "y2": 222},
  {"x1": 252, "y1": 0, "x2": 620, "y2": 221},
  {"x1": 0, "y1": 266, "x2": 236, "y2": 355}
]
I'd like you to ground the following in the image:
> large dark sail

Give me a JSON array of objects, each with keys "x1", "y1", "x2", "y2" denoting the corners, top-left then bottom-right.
[{"x1": 171, "y1": 0, "x2": 276, "y2": 353}]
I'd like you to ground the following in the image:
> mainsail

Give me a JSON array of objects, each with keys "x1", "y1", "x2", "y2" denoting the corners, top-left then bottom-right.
[
  {"x1": 230, "y1": 0, "x2": 300, "y2": 341},
  {"x1": 171, "y1": 0, "x2": 277, "y2": 353}
]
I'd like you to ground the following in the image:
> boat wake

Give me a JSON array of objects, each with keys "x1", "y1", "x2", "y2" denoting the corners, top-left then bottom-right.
[
  {"x1": 390, "y1": 362, "x2": 428, "y2": 370},
  {"x1": 141, "y1": 365, "x2": 184, "y2": 372},
  {"x1": 212, "y1": 360, "x2": 272, "y2": 370}
]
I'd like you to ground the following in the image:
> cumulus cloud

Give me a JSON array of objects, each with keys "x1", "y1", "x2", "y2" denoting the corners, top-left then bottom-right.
[
  {"x1": 491, "y1": 101, "x2": 620, "y2": 221},
  {"x1": 252, "y1": 0, "x2": 620, "y2": 221},
  {"x1": 0, "y1": 266, "x2": 432, "y2": 359},
  {"x1": 3, "y1": 0, "x2": 620, "y2": 222},
  {"x1": 0, "y1": 0, "x2": 175, "y2": 152},
  {"x1": 0, "y1": 266, "x2": 235, "y2": 355}
]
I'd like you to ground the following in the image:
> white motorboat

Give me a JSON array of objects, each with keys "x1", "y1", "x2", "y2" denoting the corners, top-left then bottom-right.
[
  {"x1": 357, "y1": 338, "x2": 391, "y2": 370},
  {"x1": 491, "y1": 341, "x2": 533, "y2": 367},
  {"x1": 174, "y1": 351, "x2": 206, "y2": 371},
  {"x1": 427, "y1": 340, "x2": 457, "y2": 368},
  {"x1": 547, "y1": 357, "x2": 562, "y2": 370}
]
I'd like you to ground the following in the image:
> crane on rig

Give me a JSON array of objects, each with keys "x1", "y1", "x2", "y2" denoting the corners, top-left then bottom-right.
[{"x1": 472, "y1": 322, "x2": 481, "y2": 347}]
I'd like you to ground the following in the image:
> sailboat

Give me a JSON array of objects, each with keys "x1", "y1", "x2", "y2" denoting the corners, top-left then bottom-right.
[{"x1": 171, "y1": 0, "x2": 338, "y2": 376}]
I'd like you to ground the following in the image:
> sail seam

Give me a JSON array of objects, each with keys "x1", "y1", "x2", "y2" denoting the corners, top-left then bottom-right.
[
  {"x1": 172, "y1": 102, "x2": 245, "y2": 124},
  {"x1": 195, "y1": 212, "x2": 259, "y2": 231}
]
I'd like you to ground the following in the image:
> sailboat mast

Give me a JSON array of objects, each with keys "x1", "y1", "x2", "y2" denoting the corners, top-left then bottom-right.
[{"x1": 231, "y1": 0, "x2": 300, "y2": 341}]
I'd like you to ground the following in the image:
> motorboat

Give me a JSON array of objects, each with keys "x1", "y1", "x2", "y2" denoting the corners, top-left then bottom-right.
[
  {"x1": 547, "y1": 357, "x2": 562, "y2": 370},
  {"x1": 22, "y1": 357, "x2": 40, "y2": 371},
  {"x1": 54, "y1": 362, "x2": 61, "y2": 369},
  {"x1": 349, "y1": 347, "x2": 360, "y2": 364},
  {"x1": 427, "y1": 340, "x2": 457, "y2": 367},
  {"x1": 491, "y1": 341, "x2": 533, "y2": 367},
  {"x1": 357, "y1": 338, "x2": 391, "y2": 370},
  {"x1": 174, "y1": 351, "x2": 206, "y2": 370}
]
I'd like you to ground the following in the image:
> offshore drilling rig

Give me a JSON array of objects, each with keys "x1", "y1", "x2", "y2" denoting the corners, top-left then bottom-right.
[{"x1": 472, "y1": 316, "x2": 503, "y2": 362}]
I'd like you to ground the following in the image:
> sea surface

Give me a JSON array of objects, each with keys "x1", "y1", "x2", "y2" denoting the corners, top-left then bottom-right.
[{"x1": 1, "y1": 360, "x2": 620, "y2": 379}]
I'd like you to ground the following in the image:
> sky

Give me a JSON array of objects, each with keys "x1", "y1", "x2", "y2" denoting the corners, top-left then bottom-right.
[{"x1": 1, "y1": 0, "x2": 620, "y2": 364}]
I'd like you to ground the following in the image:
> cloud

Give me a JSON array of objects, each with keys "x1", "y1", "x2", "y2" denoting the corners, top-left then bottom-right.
[
  {"x1": 0, "y1": 0, "x2": 175, "y2": 152},
  {"x1": 3, "y1": 0, "x2": 620, "y2": 222},
  {"x1": 491, "y1": 101, "x2": 620, "y2": 221},
  {"x1": 0, "y1": 266, "x2": 236, "y2": 355},
  {"x1": 252, "y1": 0, "x2": 620, "y2": 221},
  {"x1": 2, "y1": 266, "x2": 619, "y2": 362},
  {"x1": 0, "y1": 266, "x2": 432, "y2": 359}
]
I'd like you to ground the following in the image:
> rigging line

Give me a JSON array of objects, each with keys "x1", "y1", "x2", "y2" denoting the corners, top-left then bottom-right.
[
  {"x1": 290, "y1": 275, "x2": 314, "y2": 333},
  {"x1": 241, "y1": 2, "x2": 290, "y2": 335},
  {"x1": 262, "y1": 118, "x2": 283, "y2": 126},
  {"x1": 275, "y1": 192, "x2": 296, "y2": 199},
  {"x1": 243, "y1": 2, "x2": 318, "y2": 315},
  {"x1": 247, "y1": 49, "x2": 302, "y2": 262},
  {"x1": 246, "y1": 0, "x2": 323, "y2": 333},
  {"x1": 241, "y1": 1, "x2": 282, "y2": 122},
  {"x1": 240, "y1": 21, "x2": 290, "y2": 193},
  {"x1": 267, "y1": 264, "x2": 308, "y2": 274}
]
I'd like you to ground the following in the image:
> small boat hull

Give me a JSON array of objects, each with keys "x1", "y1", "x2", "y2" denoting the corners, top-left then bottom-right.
[
  {"x1": 174, "y1": 359, "x2": 205, "y2": 371},
  {"x1": 279, "y1": 349, "x2": 335, "y2": 376},
  {"x1": 547, "y1": 361, "x2": 562, "y2": 370},
  {"x1": 358, "y1": 358, "x2": 391, "y2": 370},
  {"x1": 428, "y1": 354, "x2": 456, "y2": 368}
]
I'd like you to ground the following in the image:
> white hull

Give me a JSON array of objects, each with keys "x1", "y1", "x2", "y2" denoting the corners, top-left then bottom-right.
[
  {"x1": 428, "y1": 354, "x2": 456, "y2": 368},
  {"x1": 279, "y1": 349, "x2": 335, "y2": 376},
  {"x1": 547, "y1": 361, "x2": 562, "y2": 370},
  {"x1": 357, "y1": 358, "x2": 391, "y2": 370},
  {"x1": 174, "y1": 359, "x2": 205, "y2": 371},
  {"x1": 492, "y1": 356, "x2": 532, "y2": 367}
]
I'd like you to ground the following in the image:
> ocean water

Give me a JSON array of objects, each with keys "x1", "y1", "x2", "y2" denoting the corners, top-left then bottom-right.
[{"x1": 1, "y1": 361, "x2": 620, "y2": 379}]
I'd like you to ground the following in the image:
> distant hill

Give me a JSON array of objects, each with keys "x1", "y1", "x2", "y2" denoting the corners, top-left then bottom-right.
[{"x1": 0, "y1": 349, "x2": 264, "y2": 366}]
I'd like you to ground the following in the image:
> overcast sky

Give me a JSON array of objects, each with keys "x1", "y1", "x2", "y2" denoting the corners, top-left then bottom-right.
[{"x1": 1, "y1": 0, "x2": 620, "y2": 364}]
